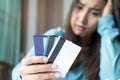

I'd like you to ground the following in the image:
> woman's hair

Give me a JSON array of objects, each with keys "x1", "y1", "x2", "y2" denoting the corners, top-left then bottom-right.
[
  {"x1": 113, "y1": 0, "x2": 120, "y2": 40},
  {"x1": 64, "y1": 0, "x2": 107, "y2": 80},
  {"x1": 65, "y1": 0, "x2": 100, "y2": 80},
  {"x1": 113, "y1": 0, "x2": 120, "y2": 28}
]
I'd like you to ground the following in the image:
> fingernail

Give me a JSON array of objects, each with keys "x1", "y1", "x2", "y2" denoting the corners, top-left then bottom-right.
[
  {"x1": 51, "y1": 64, "x2": 58, "y2": 70},
  {"x1": 55, "y1": 73, "x2": 60, "y2": 78},
  {"x1": 43, "y1": 57, "x2": 48, "y2": 62}
]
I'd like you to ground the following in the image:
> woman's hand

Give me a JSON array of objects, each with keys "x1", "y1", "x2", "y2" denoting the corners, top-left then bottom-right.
[
  {"x1": 102, "y1": 0, "x2": 113, "y2": 16},
  {"x1": 19, "y1": 56, "x2": 60, "y2": 80}
]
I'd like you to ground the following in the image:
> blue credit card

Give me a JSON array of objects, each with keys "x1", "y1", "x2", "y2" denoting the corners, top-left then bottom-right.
[
  {"x1": 33, "y1": 35, "x2": 48, "y2": 56},
  {"x1": 33, "y1": 35, "x2": 58, "y2": 56}
]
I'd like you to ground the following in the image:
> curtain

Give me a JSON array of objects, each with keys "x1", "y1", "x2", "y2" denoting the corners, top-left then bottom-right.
[{"x1": 0, "y1": 0, "x2": 21, "y2": 67}]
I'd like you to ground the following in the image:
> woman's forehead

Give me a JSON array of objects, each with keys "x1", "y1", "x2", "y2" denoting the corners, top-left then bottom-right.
[{"x1": 77, "y1": 0, "x2": 106, "y2": 8}]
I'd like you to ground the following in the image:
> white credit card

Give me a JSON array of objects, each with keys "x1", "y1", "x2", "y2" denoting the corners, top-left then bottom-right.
[{"x1": 48, "y1": 36, "x2": 81, "y2": 77}]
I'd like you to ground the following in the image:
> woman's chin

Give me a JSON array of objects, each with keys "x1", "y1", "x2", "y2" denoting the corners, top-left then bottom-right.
[{"x1": 74, "y1": 32, "x2": 84, "y2": 37}]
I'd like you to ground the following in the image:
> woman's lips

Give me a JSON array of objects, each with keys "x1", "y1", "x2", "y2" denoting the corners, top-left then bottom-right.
[{"x1": 75, "y1": 25, "x2": 85, "y2": 32}]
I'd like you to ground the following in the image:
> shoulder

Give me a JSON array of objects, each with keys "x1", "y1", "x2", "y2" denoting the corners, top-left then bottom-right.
[{"x1": 44, "y1": 27, "x2": 65, "y2": 36}]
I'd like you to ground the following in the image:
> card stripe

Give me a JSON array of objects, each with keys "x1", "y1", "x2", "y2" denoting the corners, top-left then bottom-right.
[
  {"x1": 48, "y1": 37, "x2": 65, "y2": 63},
  {"x1": 45, "y1": 35, "x2": 55, "y2": 56}
]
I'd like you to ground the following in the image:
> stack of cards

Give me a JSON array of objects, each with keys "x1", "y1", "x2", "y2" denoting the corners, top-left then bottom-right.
[{"x1": 33, "y1": 35, "x2": 82, "y2": 77}]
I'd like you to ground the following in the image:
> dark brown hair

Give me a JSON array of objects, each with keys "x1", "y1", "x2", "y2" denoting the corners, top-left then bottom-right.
[
  {"x1": 113, "y1": 0, "x2": 120, "y2": 28},
  {"x1": 113, "y1": 0, "x2": 120, "y2": 40},
  {"x1": 64, "y1": 0, "x2": 107, "y2": 80}
]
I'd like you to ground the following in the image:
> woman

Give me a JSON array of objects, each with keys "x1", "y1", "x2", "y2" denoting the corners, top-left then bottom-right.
[{"x1": 12, "y1": 0, "x2": 120, "y2": 80}]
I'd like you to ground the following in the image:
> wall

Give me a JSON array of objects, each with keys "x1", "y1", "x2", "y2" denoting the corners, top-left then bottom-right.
[{"x1": 21, "y1": 0, "x2": 72, "y2": 54}]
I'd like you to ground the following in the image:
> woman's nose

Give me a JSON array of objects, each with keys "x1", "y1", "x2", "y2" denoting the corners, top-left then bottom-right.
[{"x1": 78, "y1": 10, "x2": 88, "y2": 24}]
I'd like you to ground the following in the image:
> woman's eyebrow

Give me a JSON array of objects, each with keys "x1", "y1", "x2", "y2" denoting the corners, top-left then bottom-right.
[
  {"x1": 91, "y1": 8, "x2": 103, "y2": 11},
  {"x1": 77, "y1": 1, "x2": 85, "y2": 6}
]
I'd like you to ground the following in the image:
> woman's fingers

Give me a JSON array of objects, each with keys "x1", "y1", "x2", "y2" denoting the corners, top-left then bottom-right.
[
  {"x1": 19, "y1": 63, "x2": 58, "y2": 74},
  {"x1": 19, "y1": 56, "x2": 60, "y2": 80},
  {"x1": 21, "y1": 56, "x2": 48, "y2": 65},
  {"x1": 21, "y1": 72, "x2": 60, "y2": 80},
  {"x1": 102, "y1": 0, "x2": 113, "y2": 16}
]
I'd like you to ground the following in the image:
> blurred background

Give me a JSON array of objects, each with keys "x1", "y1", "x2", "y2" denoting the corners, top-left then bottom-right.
[{"x1": 0, "y1": 0, "x2": 72, "y2": 80}]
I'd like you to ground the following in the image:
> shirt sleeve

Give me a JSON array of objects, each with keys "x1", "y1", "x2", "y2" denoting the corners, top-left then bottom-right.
[
  {"x1": 97, "y1": 15, "x2": 120, "y2": 80},
  {"x1": 12, "y1": 47, "x2": 35, "y2": 80}
]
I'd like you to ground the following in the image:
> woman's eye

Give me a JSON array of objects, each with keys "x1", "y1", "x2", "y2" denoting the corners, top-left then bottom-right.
[
  {"x1": 92, "y1": 12, "x2": 100, "y2": 16},
  {"x1": 76, "y1": 5, "x2": 83, "y2": 10}
]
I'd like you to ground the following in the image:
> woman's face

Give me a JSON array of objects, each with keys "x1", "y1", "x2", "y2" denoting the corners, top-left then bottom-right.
[{"x1": 70, "y1": 0, "x2": 106, "y2": 37}]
